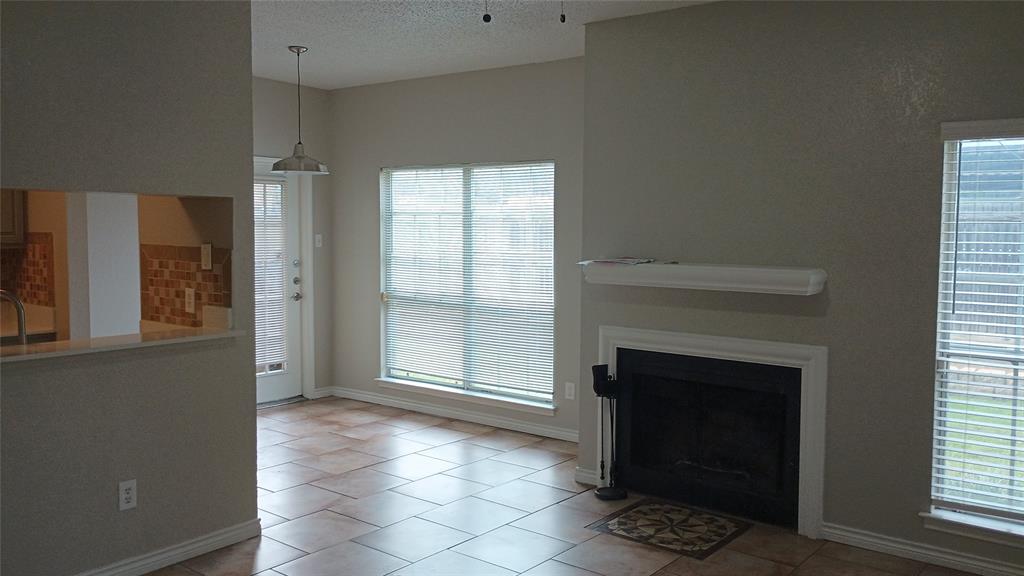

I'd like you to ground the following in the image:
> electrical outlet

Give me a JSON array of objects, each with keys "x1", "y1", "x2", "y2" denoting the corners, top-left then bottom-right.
[
  {"x1": 185, "y1": 287, "x2": 195, "y2": 314},
  {"x1": 565, "y1": 381, "x2": 576, "y2": 400},
  {"x1": 119, "y1": 479, "x2": 137, "y2": 511}
]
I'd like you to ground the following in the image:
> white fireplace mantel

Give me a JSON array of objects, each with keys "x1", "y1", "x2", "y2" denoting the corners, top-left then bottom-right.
[
  {"x1": 580, "y1": 262, "x2": 827, "y2": 295},
  {"x1": 581, "y1": 326, "x2": 828, "y2": 539}
]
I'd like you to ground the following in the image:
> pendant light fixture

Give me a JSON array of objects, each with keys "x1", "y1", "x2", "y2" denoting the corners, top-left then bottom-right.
[{"x1": 272, "y1": 45, "x2": 329, "y2": 175}]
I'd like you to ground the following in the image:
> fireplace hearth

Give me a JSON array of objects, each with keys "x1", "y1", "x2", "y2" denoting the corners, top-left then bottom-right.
[{"x1": 616, "y1": 348, "x2": 801, "y2": 527}]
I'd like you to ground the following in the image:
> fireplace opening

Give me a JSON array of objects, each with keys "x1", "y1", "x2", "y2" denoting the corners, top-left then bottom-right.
[{"x1": 616, "y1": 348, "x2": 801, "y2": 527}]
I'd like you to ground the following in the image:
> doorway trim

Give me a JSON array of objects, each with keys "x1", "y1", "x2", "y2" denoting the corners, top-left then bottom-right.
[{"x1": 254, "y1": 156, "x2": 317, "y2": 399}]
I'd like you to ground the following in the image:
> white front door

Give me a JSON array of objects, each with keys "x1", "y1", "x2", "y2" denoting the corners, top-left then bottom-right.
[{"x1": 254, "y1": 176, "x2": 303, "y2": 403}]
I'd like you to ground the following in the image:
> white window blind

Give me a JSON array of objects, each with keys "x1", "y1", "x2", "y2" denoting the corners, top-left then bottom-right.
[
  {"x1": 934, "y1": 136, "x2": 1024, "y2": 523},
  {"x1": 382, "y1": 162, "x2": 554, "y2": 403},
  {"x1": 254, "y1": 179, "x2": 287, "y2": 375}
]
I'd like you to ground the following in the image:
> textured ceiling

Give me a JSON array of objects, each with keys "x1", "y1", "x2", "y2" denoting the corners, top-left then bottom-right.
[{"x1": 252, "y1": 0, "x2": 694, "y2": 90}]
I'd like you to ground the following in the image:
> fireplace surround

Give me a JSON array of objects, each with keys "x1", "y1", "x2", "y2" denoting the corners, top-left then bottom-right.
[
  {"x1": 616, "y1": 348, "x2": 801, "y2": 527},
  {"x1": 587, "y1": 326, "x2": 828, "y2": 537}
]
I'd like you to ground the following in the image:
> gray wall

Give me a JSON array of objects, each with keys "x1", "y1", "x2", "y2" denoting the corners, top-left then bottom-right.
[
  {"x1": 1, "y1": 2, "x2": 255, "y2": 575},
  {"x1": 581, "y1": 1, "x2": 1024, "y2": 563},
  {"x1": 328, "y1": 59, "x2": 584, "y2": 436},
  {"x1": 253, "y1": 77, "x2": 335, "y2": 392}
]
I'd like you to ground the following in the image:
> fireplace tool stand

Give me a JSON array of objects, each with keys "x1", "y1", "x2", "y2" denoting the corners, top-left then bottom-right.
[{"x1": 593, "y1": 364, "x2": 627, "y2": 501}]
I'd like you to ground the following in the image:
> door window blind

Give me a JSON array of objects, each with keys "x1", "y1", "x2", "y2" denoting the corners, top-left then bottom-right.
[
  {"x1": 382, "y1": 162, "x2": 555, "y2": 403},
  {"x1": 934, "y1": 136, "x2": 1024, "y2": 522},
  {"x1": 254, "y1": 179, "x2": 288, "y2": 375}
]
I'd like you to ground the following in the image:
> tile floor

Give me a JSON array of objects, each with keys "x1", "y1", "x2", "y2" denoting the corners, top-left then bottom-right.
[{"x1": 148, "y1": 398, "x2": 971, "y2": 576}]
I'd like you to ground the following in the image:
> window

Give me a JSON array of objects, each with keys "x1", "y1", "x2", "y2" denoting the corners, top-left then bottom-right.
[
  {"x1": 254, "y1": 179, "x2": 287, "y2": 375},
  {"x1": 933, "y1": 129, "x2": 1024, "y2": 524},
  {"x1": 382, "y1": 162, "x2": 554, "y2": 403}
]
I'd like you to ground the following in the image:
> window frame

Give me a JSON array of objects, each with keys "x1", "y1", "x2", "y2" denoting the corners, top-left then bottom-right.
[
  {"x1": 378, "y1": 160, "x2": 557, "y2": 409},
  {"x1": 927, "y1": 118, "x2": 1024, "y2": 543}
]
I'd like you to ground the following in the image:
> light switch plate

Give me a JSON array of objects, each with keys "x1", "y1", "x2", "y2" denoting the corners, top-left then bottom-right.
[
  {"x1": 201, "y1": 243, "x2": 212, "y2": 270},
  {"x1": 315, "y1": 234, "x2": 323, "y2": 248},
  {"x1": 185, "y1": 287, "x2": 195, "y2": 314},
  {"x1": 565, "y1": 382, "x2": 576, "y2": 400}
]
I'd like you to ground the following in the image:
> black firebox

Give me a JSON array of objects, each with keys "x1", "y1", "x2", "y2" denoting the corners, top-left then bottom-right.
[{"x1": 616, "y1": 348, "x2": 801, "y2": 527}]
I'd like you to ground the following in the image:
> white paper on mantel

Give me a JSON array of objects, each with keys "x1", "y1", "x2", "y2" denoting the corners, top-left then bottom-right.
[{"x1": 578, "y1": 258, "x2": 655, "y2": 266}]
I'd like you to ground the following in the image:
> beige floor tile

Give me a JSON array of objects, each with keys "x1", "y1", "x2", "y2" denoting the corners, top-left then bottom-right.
[
  {"x1": 444, "y1": 459, "x2": 536, "y2": 485},
  {"x1": 364, "y1": 405, "x2": 411, "y2": 417},
  {"x1": 259, "y1": 423, "x2": 298, "y2": 441},
  {"x1": 371, "y1": 454, "x2": 459, "y2": 480},
  {"x1": 392, "y1": 474, "x2": 491, "y2": 504},
  {"x1": 294, "y1": 448, "x2": 385, "y2": 475},
  {"x1": 383, "y1": 413, "x2": 450, "y2": 431},
  {"x1": 183, "y1": 536, "x2": 305, "y2": 576},
  {"x1": 555, "y1": 533, "x2": 679, "y2": 576},
  {"x1": 453, "y1": 525, "x2": 575, "y2": 573},
  {"x1": 258, "y1": 485, "x2": 350, "y2": 519},
  {"x1": 491, "y1": 446, "x2": 575, "y2": 469},
  {"x1": 330, "y1": 490, "x2": 437, "y2": 527},
  {"x1": 257, "y1": 445, "x2": 313, "y2": 470},
  {"x1": 258, "y1": 488, "x2": 273, "y2": 497},
  {"x1": 475, "y1": 479, "x2": 576, "y2": 512},
  {"x1": 263, "y1": 510, "x2": 377, "y2": 553},
  {"x1": 510, "y1": 504, "x2": 605, "y2": 544},
  {"x1": 348, "y1": 435, "x2": 433, "y2": 458},
  {"x1": 522, "y1": 460, "x2": 592, "y2": 492},
  {"x1": 661, "y1": 549, "x2": 793, "y2": 576},
  {"x1": 311, "y1": 467, "x2": 408, "y2": 498},
  {"x1": 294, "y1": 401, "x2": 346, "y2": 418},
  {"x1": 264, "y1": 418, "x2": 349, "y2": 438},
  {"x1": 280, "y1": 434, "x2": 356, "y2": 455},
  {"x1": 334, "y1": 422, "x2": 404, "y2": 440},
  {"x1": 320, "y1": 409, "x2": 389, "y2": 427},
  {"x1": 397, "y1": 425, "x2": 476, "y2": 446},
  {"x1": 465, "y1": 429, "x2": 543, "y2": 451},
  {"x1": 256, "y1": 416, "x2": 279, "y2": 429},
  {"x1": 259, "y1": 510, "x2": 289, "y2": 529},
  {"x1": 353, "y1": 517, "x2": 473, "y2": 562},
  {"x1": 792, "y1": 555, "x2": 895, "y2": 576},
  {"x1": 726, "y1": 525, "x2": 823, "y2": 567},
  {"x1": 274, "y1": 541, "x2": 407, "y2": 576},
  {"x1": 559, "y1": 491, "x2": 643, "y2": 516},
  {"x1": 521, "y1": 561, "x2": 604, "y2": 576},
  {"x1": 534, "y1": 439, "x2": 579, "y2": 455},
  {"x1": 390, "y1": 550, "x2": 516, "y2": 576},
  {"x1": 335, "y1": 399, "x2": 375, "y2": 409},
  {"x1": 417, "y1": 441, "x2": 503, "y2": 464},
  {"x1": 257, "y1": 463, "x2": 331, "y2": 491},
  {"x1": 442, "y1": 420, "x2": 497, "y2": 435},
  {"x1": 419, "y1": 496, "x2": 529, "y2": 534},
  {"x1": 259, "y1": 406, "x2": 311, "y2": 423},
  {"x1": 815, "y1": 542, "x2": 922, "y2": 576}
]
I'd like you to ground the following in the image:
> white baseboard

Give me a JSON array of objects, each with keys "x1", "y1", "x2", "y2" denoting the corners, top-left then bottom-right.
[
  {"x1": 305, "y1": 387, "x2": 337, "y2": 400},
  {"x1": 75, "y1": 518, "x2": 261, "y2": 576},
  {"x1": 321, "y1": 386, "x2": 578, "y2": 442},
  {"x1": 574, "y1": 466, "x2": 600, "y2": 487},
  {"x1": 821, "y1": 523, "x2": 1024, "y2": 576}
]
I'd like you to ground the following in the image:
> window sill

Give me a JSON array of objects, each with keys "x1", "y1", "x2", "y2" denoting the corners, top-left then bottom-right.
[
  {"x1": 0, "y1": 328, "x2": 245, "y2": 364},
  {"x1": 920, "y1": 509, "x2": 1024, "y2": 549},
  {"x1": 375, "y1": 377, "x2": 555, "y2": 416}
]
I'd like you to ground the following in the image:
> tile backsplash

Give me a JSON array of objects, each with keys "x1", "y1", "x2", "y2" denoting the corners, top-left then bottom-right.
[
  {"x1": 1, "y1": 232, "x2": 55, "y2": 306},
  {"x1": 140, "y1": 244, "x2": 231, "y2": 327}
]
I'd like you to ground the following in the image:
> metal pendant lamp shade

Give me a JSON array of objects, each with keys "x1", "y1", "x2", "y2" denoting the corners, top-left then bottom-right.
[{"x1": 272, "y1": 46, "x2": 329, "y2": 176}]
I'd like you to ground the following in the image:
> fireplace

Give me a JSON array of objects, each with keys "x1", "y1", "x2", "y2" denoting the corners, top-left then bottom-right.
[
  {"x1": 591, "y1": 326, "x2": 827, "y2": 537},
  {"x1": 616, "y1": 348, "x2": 801, "y2": 527}
]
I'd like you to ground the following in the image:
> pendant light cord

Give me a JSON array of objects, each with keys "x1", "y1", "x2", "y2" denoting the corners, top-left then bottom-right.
[{"x1": 296, "y1": 50, "x2": 303, "y2": 145}]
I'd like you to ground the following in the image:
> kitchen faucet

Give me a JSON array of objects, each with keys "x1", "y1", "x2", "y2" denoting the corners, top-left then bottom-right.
[{"x1": 0, "y1": 289, "x2": 28, "y2": 345}]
